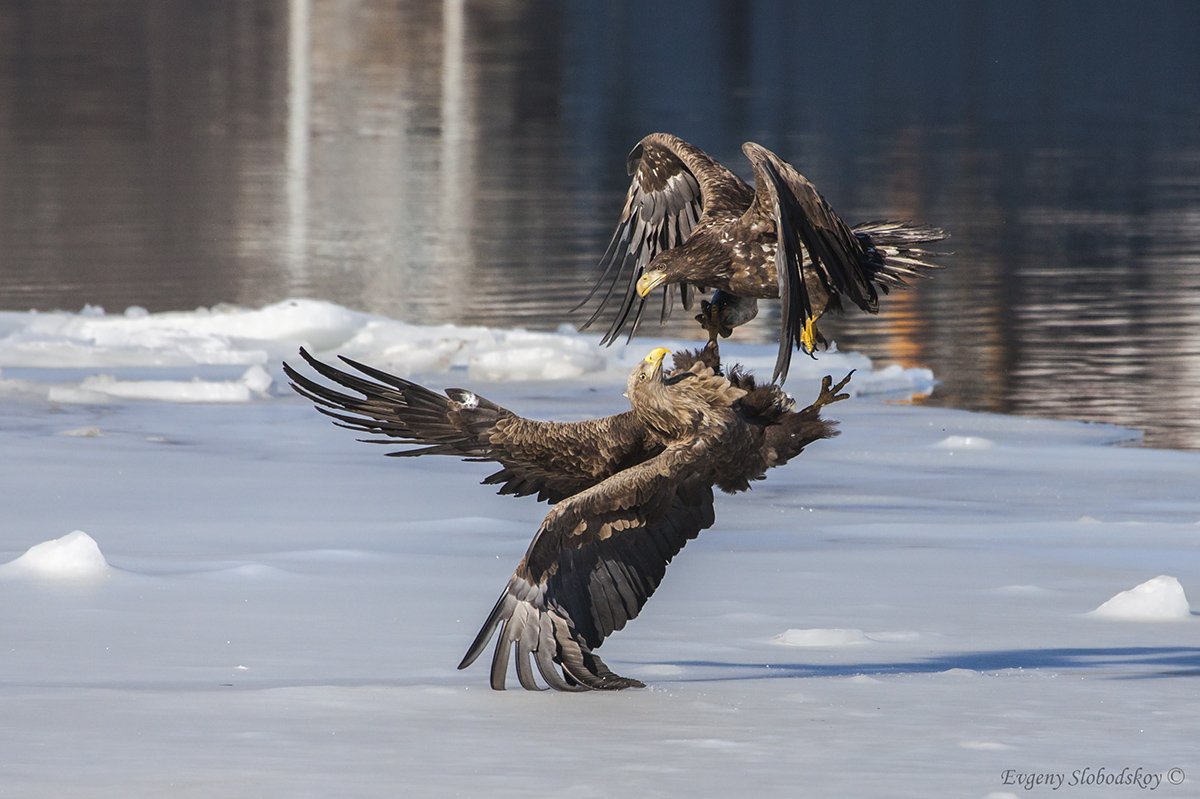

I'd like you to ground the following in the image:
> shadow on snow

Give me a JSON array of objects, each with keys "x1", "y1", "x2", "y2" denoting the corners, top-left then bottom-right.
[{"x1": 636, "y1": 646, "x2": 1200, "y2": 682}]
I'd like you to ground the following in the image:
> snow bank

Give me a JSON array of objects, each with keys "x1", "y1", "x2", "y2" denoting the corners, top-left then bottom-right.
[
  {"x1": 0, "y1": 530, "x2": 110, "y2": 580},
  {"x1": 1089, "y1": 575, "x2": 1192, "y2": 621},
  {"x1": 0, "y1": 299, "x2": 935, "y2": 401},
  {"x1": 0, "y1": 300, "x2": 367, "y2": 367}
]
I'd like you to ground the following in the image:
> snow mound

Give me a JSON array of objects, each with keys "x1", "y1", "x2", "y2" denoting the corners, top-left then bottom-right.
[
  {"x1": 1, "y1": 531, "x2": 110, "y2": 580},
  {"x1": 933, "y1": 435, "x2": 995, "y2": 450},
  {"x1": 994, "y1": 584, "x2": 1051, "y2": 595},
  {"x1": 960, "y1": 740, "x2": 1014, "y2": 751},
  {"x1": 1089, "y1": 575, "x2": 1191, "y2": 622},
  {"x1": 773, "y1": 628, "x2": 872, "y2": 647},
  {"x1": 201, "y1": 563, "x2": 288, "y2": 580},
  {"x1": 58, "y1": 426, "x2": 104, "y2": 437}
]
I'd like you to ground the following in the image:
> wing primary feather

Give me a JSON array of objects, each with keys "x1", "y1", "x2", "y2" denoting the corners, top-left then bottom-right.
[
  {"x1": 514, "y1": 607, "x2": 543, "y2": 691},
  {"x1": 459, "y1": 589, "x2": 514, "y2": 670},
  {"x1": 535, "y1": 616, "x2": 585, "y2": 691},
  {"x1": 576, "y1": 222, "x2": 635, "y2": 326},
  {"x1": 572, "y1": 219, "x2": 632, "y2": 314},
  {"x1": 763, "y1": 161, "x2": 807, "y2": 383},
  {"x1": 489, "y1": 620, "x2": 512, "y2": 690}
]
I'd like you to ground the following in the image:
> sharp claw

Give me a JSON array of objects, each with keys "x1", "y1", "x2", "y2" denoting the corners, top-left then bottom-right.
[
  {"x1": 830, "y1": 370, "x2": 855, "y2": 397},
  {"x1": 813, "y1": 370, "x2": 855, "y2": 408}
]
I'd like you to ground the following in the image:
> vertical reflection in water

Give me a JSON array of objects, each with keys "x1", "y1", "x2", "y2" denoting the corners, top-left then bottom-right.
[
  {"x1": 286, "y1": 0, "x2": 311, "y2": 282},
  {"x1": 436, "y1": 0, "x2": 472, "y2": 314}
]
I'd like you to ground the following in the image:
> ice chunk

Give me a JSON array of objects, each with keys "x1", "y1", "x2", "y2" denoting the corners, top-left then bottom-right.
[
  {"x1": 56, "y1": 365, "x2": 273, "y2": 404},
  {"x1": 468, "y1": 335, "x2": 607, "y2": 381},
  {"x1": 1089, "y1": 575, "x2": 1191, "y2": 622},
  {"x1": 1, "y1": 531, "x2": 110, "y2": 580}
]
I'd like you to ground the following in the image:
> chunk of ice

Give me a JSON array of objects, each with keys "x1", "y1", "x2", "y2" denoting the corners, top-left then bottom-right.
[
  {"x1": 1, "y1": 531, "x2": 110, "y2": 580},
  {"x1": 1089, "y1": 575, "x2": 1191, "y2": 622}
]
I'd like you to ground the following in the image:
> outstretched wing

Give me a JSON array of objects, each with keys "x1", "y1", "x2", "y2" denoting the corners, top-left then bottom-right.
[
  {"x1": 579, "y1": 133, "x2": 752, "y2": 345},
  {"x1": 742, "y1": 142, "x2": 881, "y2": 383},
  {"x1": 284, "y1": 348, "x2": 659, "y2": 504},
  {"x1": 458, "y1": 447, "x2": 715, "y2": 690}
]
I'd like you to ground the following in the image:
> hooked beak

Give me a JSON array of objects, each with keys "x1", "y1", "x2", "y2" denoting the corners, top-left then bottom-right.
[
  {"x1": 636, "y1": 270, "x2": 669, "y2": 298},
  {"x1": 643, "y1": 347, "x2": 671, "y2": 371}
]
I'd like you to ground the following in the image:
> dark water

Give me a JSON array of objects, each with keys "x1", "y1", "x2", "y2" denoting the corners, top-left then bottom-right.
[{"x1": 2, "y1": 1, "x2": 1199, "y2": 448}]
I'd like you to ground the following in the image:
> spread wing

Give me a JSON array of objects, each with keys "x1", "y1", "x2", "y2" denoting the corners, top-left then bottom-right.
[
  {"x1": 742, "y1": 142, "x2": 882, "y2": 383},
  {"x1": 458, "y1": 446, "x2": 716, "y2": 690},
  {"x1": 284, "y1": 348, "x2": 659, "y2": 504},
  {"x1": 578, "y1": 133, "x2": 752, "y2": 345}
]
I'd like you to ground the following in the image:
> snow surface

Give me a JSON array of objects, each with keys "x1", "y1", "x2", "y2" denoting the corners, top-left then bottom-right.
[{"x1": 0, "y1": 300, "x2": 1197, "y2": 798}]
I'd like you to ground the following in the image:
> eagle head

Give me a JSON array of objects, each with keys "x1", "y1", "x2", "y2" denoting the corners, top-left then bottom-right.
[
  {"x1": 635, "y1": 268, "x2": 670, "y2": 298},
  {"x1": 626, "y1": 346, "x2": 669, "y2": 396}
]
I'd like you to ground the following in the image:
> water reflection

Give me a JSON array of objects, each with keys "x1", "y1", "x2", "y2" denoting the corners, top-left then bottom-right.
[{"x1": 0, "y1": 1, "x2": 1198, "y2": 448}]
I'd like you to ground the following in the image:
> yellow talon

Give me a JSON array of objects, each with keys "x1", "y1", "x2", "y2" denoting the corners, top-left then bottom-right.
[{"x1": 801, "y1": 317, "x2": 818, "y2": 352}]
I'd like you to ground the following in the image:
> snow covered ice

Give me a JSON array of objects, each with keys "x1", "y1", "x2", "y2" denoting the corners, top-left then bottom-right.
[{"x1": 1, "y1": 300, "x2": 1197, "y2": 798}]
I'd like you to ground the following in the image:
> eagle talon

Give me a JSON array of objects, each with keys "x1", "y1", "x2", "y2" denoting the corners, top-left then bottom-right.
[
  {"x1": 800, "y1": 316, "x2": 820, "y2": 357},
  {"x1": 695, "y1": 300, "x2": 734, "y2": 341},
  {"x1": 813, "y1": 370, "x2": 855, "y2": 409}
]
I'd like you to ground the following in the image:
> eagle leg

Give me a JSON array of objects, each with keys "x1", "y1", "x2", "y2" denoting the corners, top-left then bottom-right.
[
  {"x1": 800, "y1": 316, "x2": 819, "y2": 357},
  {"x1": 694, "y1": 291, "x2": 760, "y2": 344}
]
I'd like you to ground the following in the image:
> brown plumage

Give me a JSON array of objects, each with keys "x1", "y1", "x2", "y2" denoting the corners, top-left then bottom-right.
[
  {"x1": 579, "y1": 132, "x2": 948, "y2": 383},
  {"x1": 284, "y1": 345, "x2": 850, "y2": 690}
]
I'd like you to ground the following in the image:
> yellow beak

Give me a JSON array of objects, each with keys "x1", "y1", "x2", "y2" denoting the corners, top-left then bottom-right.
[
  {"x1": 636, "y1": 270, "x2": 669, "y2": 298},
  {"x1": 643, "y1": 347, "x2": 671, "y2": 367}
]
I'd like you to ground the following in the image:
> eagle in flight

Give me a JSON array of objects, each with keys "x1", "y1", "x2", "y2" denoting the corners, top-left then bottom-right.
[
  {"x1": 285, "y1": 345, "x2": 850, "y2": 690},
  {"x1": 578, "y1": 132, "x2": 948, "y2": 383}
]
